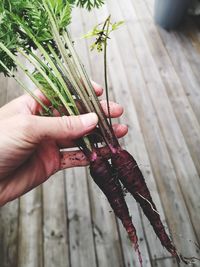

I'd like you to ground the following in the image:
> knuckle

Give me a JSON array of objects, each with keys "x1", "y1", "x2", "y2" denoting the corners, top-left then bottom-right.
[
  {"x1": 18, "y1": 115, "x2": 33, "y2": 133},
  {"x1": 60, "y1": 116, "x2": 77, "y2": 137}
]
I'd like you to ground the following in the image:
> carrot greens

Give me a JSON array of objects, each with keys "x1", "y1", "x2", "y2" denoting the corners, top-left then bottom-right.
[{"x1": 0, "y1": 1, "x2": 195, "y2": 266}]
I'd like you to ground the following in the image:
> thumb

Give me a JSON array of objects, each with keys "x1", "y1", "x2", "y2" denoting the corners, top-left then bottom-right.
[{"x1": 30, "y1": 113, "x2": 98, "y2": 141}]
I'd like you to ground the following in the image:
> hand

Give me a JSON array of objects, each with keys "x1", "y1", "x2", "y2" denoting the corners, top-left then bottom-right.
[{"x1": 0, "y1": 82, "x2": 128, "y2": 206}]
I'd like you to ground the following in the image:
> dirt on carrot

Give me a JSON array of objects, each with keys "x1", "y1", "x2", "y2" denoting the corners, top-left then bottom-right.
[{"x1": 90, "y1": 153, "x2": 143, "y2": 266}]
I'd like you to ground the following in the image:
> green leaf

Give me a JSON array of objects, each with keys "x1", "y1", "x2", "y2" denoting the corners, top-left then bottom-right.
[
  {"x1": 111, "y1": 21, "x2": 124, "y2": 31},
  {"x1": 83, "y1": 16, "x2": 124, "y2": 53},
  {"x1": 74, "y1": 0, "x2": 104, "y2": 10},
  {"x1": 82, "y1": 25, "x2": 102, "y2": 39},
  {"x1": 58, "y1": 2, "x2": 72, "y2": 29}
]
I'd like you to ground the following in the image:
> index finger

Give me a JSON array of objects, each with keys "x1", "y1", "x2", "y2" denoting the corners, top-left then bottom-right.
[
  {"x1": 0, "y1": 81, "x2": 103, "y2": 118},
  {"x1": 91, "y1": 81, "x2": 103, "y2": 96}
]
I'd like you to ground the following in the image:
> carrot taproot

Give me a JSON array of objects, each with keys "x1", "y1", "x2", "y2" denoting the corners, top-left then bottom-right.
[
  {"x1": 111, "y1": 149, "x2": 179, "y2": 261},
  {"x1": 89, "y1": 151, "x2": 142, "y2": 266}
]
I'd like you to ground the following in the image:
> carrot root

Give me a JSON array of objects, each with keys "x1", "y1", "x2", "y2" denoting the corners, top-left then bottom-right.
[
  {"x1": 111, "y1": 149, "x2": 178, "y2": 259},
  {"x1": 90, "y1": 155, "x2": 142, "y2": 266}
]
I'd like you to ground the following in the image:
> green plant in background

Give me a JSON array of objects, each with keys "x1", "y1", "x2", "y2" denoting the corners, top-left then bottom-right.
[
  {"x1": 0, "y1": 0, "x2": 106, "y2": 129},
  {"x1": 0, "y1": 1, "x2": 194, "y2": 266},
  {"x1": 72, "y1": 0, "x2": 104, "y2": 10},
  {"x1": 0, "y1": 2, "x2": 144, "y2": 265}
]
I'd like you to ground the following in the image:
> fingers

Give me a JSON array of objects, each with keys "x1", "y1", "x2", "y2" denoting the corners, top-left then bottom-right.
[
  {"x1": 0, "y1": 141, "x2": 60, "y2": 206},
  {"x1": 0, "y1": 89, "x2": 51, "y2": 119},
  {"x1": 60, "y1": 150, "x2": 89, "y2": 169},
  {"x1": 31, "y1": 113, "x2": 98, "y2": 142},
  {"x1": 72, "y1": 99, "x2": 124, "y2": 119},
  {"x1": 100, "y1": 100, "x2": 124, "y2": 118},
  {"x1": 91, "y1": 81, "x2": 103, "y2": 96},
  {"x1": 112, "y1": 123, "x2": 128, "y2": 138},
  {"x1": 56, "y1": 123, "x2": 128, "y2": 149},
  {"x1": 88, "y1": 123, "x2": 128, "y2": 144},
  {"x1": 24, "y1": 89, "x2": 51, "y2": 115},
  {"x1": 0, "y1": 80, "x2": 124, "y2": 124},
  {"x1": 0, "y1": 81, "x2": 103, "y2": 119},
  {"x1": 26, "y1": 82, "x2": 103, "y2": 114}
]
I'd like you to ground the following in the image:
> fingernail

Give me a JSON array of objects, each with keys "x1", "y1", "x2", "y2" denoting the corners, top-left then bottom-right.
[
  {"x1": 92, "y1": 81, "x2": 103, "y2": 95},
  {"x1": 81, "y1": 113, "x2": 98, "y2": 128},
  {"x1": 92, "y1": 80, "x2": 101, "y2": 88}
]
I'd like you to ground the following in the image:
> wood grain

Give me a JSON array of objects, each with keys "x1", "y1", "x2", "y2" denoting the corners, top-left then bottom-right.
[
  {"x1": 0, "y1": 1, "x2": 200, "y2": 266},
  {"x1": 43, "y1": 172, "x2": 69, "y2": 267}
]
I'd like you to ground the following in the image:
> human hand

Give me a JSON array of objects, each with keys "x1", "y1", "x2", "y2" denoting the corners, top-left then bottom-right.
[{"x1": 0, "y1": 82, "x2": 128, "y2": 206}]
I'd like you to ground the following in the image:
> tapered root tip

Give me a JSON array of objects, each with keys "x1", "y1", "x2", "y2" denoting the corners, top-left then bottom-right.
[
  {"x1": 135, "y1": 246, "x2": 143, "y2": 267},
  {"x1": 126, "y1": 226, "x2": 143, "y2": 267},
  {"x1": 168, "y1": 246, "x2": 180, "y2": 262}
]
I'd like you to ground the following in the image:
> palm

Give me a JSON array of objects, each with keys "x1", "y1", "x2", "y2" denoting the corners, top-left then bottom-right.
[{"x1": 0, "y1": 87, "x2": 127, "y2": 205}]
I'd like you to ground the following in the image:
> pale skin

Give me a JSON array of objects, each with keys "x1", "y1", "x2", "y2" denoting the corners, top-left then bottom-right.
[{"x1": 0, "y1": 82, "x2": 128, "y2": 206}]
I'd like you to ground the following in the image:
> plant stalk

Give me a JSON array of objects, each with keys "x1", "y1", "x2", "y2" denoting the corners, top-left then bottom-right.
[
  {"x1": 103, "y1": 15, "x2": 112, "y2": 126},
  {"x1": 0, "y1": 58, "x2": 50, "y2": 113},
  {"x1": 18, "y1": 48, "x2": 75, "y2": 115}
]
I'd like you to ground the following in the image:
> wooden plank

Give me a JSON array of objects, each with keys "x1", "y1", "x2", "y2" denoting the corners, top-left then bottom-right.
[
  {"x1": 153, "y1": 258, "x2": 178, "y2": 267},
  {"x1": 65, "y1": 167, "x2": 97, "y2": 267},
  {"x1": 176, "y1": 18, "x2": 200, "y2": 86},
  {"x1": 145, "y1": 0, "x2": 200, "y2": 126},
  {"x1": 16, "y1": 58, "x2": 43, "y2": 267},
  {"x1": 43, "y1": 171, "x2": 69, "y2": 267},
  {"x1": 0, "y1": 201, "x2": 19, "y2": 267},
  {"x1": 106, "y1": 0, "x2": 200, "y2": 260},
  {"x1": 117, "y1": 194, "x2": 152, "y2": 267},
  {"x1": 0, "y1": 73, "x2": 22, "y2": 267},
  {"x1": 0, "y1": 75, "x2": 7, "y2": 108},
  {"x1": 103, "y1": 0, "x2": 168, "y2": 260},
  {"x1": 95, "y1": 1, "x2": 167, "y2": 262},
  {"x1": 144, "y1": 0, "x2": 154, "y2": 15},
  {"x1": 132, "y1": 0, "x2": 200, "y2": 180},
  {"x1": 80, "y1": 6, "x2": 151, "y2": 266},
  {"x1": 106, "y1": 36, "x2": 164, "y2": 261},
  {"x1": 117, "y1": 0, "x2": 200, "y2": 242},
  {"x1": 0, "y1": 75, "x2": 9, "y2": 266},
  {"x1": 6, "y1": 70, "x2": 23, "y2": 101},
  {"x1": 86, "y1": 169, "x2": 125, "y2": 267},
  {"x1": 18, "y1": 189, "x2": 43, "y2": 267},
  {"x1": 72, "y1": 8, "x2": 127, "y2": 267}
]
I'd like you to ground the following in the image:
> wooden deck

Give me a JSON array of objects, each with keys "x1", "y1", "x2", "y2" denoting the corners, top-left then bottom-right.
[{"x1": 0, "y1": 0, "x2": 200, "y2": 266}]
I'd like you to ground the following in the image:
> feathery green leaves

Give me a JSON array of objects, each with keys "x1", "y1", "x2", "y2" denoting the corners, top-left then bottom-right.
[
  {"x1": 83, "y1": 18, "x2": 124, "y2": 52},
  {"x1": 0, "y1": 0, "x2": 115, "y2": 151},
  {"x1": 74, "y1": 0, "x2": 104, "y2": 10}
]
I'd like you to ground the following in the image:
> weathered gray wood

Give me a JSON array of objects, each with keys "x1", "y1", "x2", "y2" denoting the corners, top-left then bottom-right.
[
  {"x1": 73, "y1": 8, "x2": 126, "y2": 267},
  {"x1": 103, "y1": 0, "x2": 169, "y2": 261},
  {"x1": 107, "y1": 0, "x2": 200, "y2": 261},
  {"x1": 145, "y1": 0, "x2": 200, "y2": 126},
  {"x1": 43, "y1": 171, "x2": 69, "y2": 267},
  {"x1": 176, "y1": 18, "x2": 200, "y2": 86},
  {"x1": 152, "y1": 257, "x2": 178, "y2": 267},
  {"x1": 1, "y1": 1, "x2": 200, "y2": 266},
  {"x1": 118, "y1": 0, "x2": 200, "y2": 241},
  {"x1": 65, "y1": 167, "x2": 97, "y2": 267},
  {"x1": 6, "y1": 70, "x2": 23, "y2": 101},
  {"x1": 131, "y1": 0, "x2": 200, "y2": 178},
  {"x1": 16, "y1": 59, "x2": 43, "y2": 267},
  {"x1": 87, "y1": 168, "x2": 125, "y2": 267},
  {"x1": 93, "y1": 2, "x2": 169, "y2": 262},
  {"x1": 18, "y1": 189, "x2": 43, "y2": 267},
  {"x1": 0, "y1": 73, "x2": 22, "y2": 267},
  {"x1": 0, "y1": 201, "x2": 19, "y2": 267},
  {"x1": 81, "y1": 5, "x2": 151, "y2": 266},
  {"x1": 0, "y1": 75, "x2": 7, "y2": 108}
]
